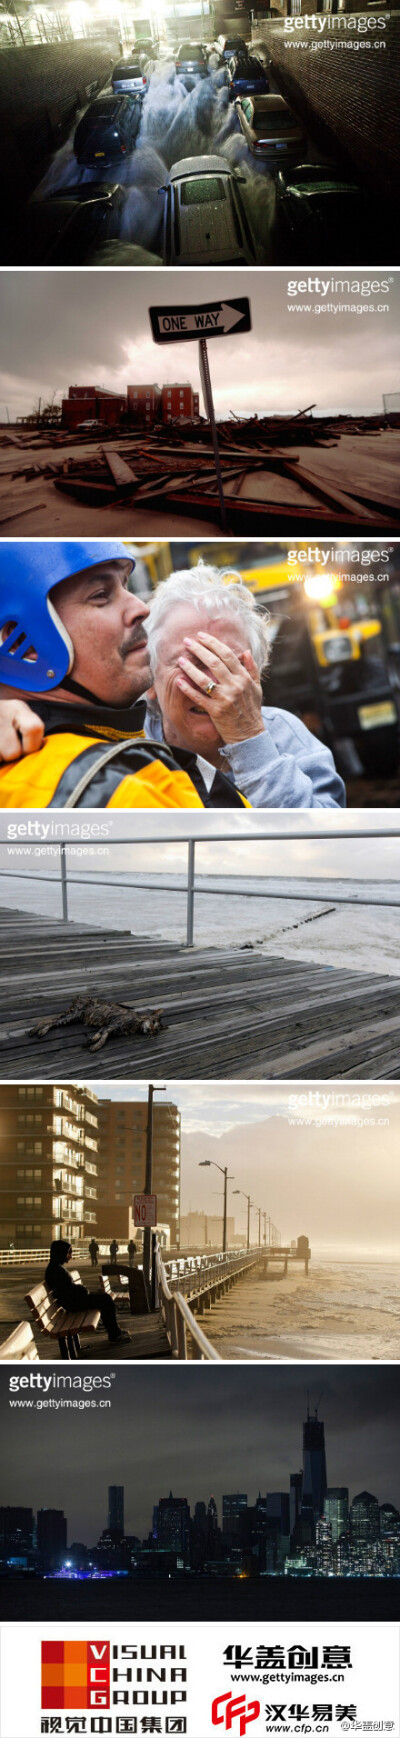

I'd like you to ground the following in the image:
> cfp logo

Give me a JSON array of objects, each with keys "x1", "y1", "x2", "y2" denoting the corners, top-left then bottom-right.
[
  {"x1": 41, "y1": 1642, "x2": 110, "y2": 1711},
  {"x1": 212, "y1": 1694, "x2": 261, "y2": 1736}
]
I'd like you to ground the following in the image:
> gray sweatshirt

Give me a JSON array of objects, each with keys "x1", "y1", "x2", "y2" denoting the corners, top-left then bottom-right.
[{"x1": 145, "y1": 705, "x2": 345, "y2": 808}]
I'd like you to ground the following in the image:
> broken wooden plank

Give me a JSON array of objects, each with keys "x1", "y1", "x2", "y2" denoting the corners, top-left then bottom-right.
[{"x1": 102, "y1": 448, "x2": 139, "y2": 492}]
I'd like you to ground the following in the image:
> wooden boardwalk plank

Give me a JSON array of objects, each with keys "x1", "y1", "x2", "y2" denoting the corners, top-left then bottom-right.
[{"x1": 0, "y1": 907, "x2": 399, "y2": 1080}]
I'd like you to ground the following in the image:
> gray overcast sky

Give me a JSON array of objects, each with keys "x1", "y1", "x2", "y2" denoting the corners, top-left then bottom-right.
[
  {"x1": 1, "y1": 811, "x2": 398, "y2": 878},
  {"x1": 1, "y1": 269, "x2": 399, "y2": 419},
  {"x1": 96, "y1": 1081, "x2": 400, "y2": 1251}
]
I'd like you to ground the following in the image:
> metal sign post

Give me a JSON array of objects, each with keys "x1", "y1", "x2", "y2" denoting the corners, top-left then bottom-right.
[
  {"x1": 133, "y1": 1194, "x2": 158, "y2": 1228},
  {"x1": 198, "y1": 336, "x2": 227, "y2": 532},
  {"x1": 149, "y1": 297, "x2": 251, "y2": 533}
]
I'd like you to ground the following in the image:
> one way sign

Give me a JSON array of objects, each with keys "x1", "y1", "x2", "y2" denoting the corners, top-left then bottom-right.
[{"x1": 149, "y1": 298, "x2": 251, "y2": 344}]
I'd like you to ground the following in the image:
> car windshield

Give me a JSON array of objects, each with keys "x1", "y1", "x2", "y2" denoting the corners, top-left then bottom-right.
[
  {"x1": 178, "y1": 43, "x2": 203, "y2": 55},
  {"x1": 181, "y1": 178, "x2": 226, "y2": 204}
]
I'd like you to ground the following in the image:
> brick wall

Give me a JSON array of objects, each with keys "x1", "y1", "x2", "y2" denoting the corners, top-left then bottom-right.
[
  {"x1": 0, "y1": 39, "x2": 118, "y2": 218},
  {"x1": 258, "y1": 12, "x2": 400, "y2": 203}
]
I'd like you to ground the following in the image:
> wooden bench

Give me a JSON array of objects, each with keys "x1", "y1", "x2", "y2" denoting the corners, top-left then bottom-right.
[
  {"x1": 100, "y1": 1272, "x2": 130, "y2": 1313},
  {"x1": 25, "y1": 1282, "x2": 101, "y2": 1361},
  {"x1": 0, "y1": 1321, "x2": 39, "y2": 1362}
]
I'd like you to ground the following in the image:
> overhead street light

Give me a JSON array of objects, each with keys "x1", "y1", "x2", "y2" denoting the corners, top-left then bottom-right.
[
  {"x1": 233, "y1": 1188, "x2": 253, "y2": 1253},
  {"x1": 143, "y1": 1082, "x2": 166, "y2": 1295},
  {"x1": 199, "y1": 1160, "x2": 234, "y2": 1253}
]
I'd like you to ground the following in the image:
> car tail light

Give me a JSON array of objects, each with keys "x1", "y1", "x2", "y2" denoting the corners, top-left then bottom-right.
[
  {"x1": 120, "y1": 144, "x2": 126, "y2": 152},
  {"x1": 142, "y1": 76, "x2": 146, "y2": 82},
  {"x1": 176, "y1": 59, "x2": 181, "y2": 66}
]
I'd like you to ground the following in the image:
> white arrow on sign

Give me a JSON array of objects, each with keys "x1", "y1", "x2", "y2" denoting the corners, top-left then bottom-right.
[{"x1": 157, "y1": 303, "x2": 245, "y2": 338}]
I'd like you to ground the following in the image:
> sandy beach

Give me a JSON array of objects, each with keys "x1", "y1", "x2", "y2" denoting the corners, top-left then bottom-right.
[{"x1": 203, "y1": 1257, "x2": 400, "y2": 1361}]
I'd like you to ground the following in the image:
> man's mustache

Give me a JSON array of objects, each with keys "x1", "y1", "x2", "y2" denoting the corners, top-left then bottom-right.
[{"x1": 120, "y1": 625, "x2": 150, "y2": 660}]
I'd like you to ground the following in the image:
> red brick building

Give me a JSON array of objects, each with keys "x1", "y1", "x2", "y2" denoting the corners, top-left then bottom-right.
[
  {"x1": 161, "y1": 383, "x2": 200, "y2": 423},
  {"x1": 127, "y1": 384, "x2": 161, "y2": 425},
  {"x1": 62, "y1": 386, "x2": 127, "y2": 429}
]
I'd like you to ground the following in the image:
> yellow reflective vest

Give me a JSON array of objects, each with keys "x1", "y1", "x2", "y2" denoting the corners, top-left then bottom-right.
[{"x1": 0, "y1": 732, "x2": 208, "y2": 810}]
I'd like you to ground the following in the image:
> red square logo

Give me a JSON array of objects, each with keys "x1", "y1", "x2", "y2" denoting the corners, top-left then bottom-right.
[{"x1": 41, "y1": 1642, "x2": 110, "y2": 1710}]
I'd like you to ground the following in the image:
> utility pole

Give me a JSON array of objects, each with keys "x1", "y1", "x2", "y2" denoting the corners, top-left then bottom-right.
[
  {"x1": 199, "y1": 1160, "x2": 234, "y2": 1253},
  {"x1": 142, "y1": 1083, "x2": 166, "y2": 1300}
]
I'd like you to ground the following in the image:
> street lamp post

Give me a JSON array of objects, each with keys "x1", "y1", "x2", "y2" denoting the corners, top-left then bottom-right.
[
  {"x1": 233, "y1": 1189, "x2": 253, "y2": 1252},
  {"x1": 199, "y1": 1160, "x2": 233, "y2": 1253},
  {"x1": 143, "y1": 1082, "x2": 166, "y2": 1298}
]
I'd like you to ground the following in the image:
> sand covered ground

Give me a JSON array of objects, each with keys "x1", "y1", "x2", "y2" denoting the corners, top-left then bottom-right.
[{"x1": 204, "y1": 1258, "x2": 400, "y2": 1361}]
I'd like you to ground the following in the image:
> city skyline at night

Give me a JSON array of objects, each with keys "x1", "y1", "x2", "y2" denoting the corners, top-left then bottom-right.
[{"x1": 2, "y1": 1367, "x2": 400, "y2": 1547}]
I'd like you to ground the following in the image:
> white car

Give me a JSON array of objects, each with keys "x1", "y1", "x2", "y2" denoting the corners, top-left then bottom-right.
[
  {"x1": 160, "y1": 154, "x2": 261, "y2": 265},
  {"x1": 111, "y1": 54, "x2": 153, "y2": 96}
]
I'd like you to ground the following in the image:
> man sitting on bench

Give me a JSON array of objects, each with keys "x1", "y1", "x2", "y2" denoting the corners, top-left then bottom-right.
[{"x1": 45, "y1": 1241, "x2": 131, "y2": 1346}]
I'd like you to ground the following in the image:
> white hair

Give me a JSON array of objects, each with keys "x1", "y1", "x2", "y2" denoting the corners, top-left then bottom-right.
[{"x1": 146, "y1": 564, "x2": 270, "y2": 675}]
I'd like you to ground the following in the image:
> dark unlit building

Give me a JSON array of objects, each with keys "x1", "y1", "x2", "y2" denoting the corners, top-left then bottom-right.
[{"x1": 127, "y1": 383, "x2": 161, "y2": 425}]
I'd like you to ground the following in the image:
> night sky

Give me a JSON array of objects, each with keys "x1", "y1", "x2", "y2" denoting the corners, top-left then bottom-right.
[{"x1": 2, "y1": 1366, "x2": 400, "y2": 1545}]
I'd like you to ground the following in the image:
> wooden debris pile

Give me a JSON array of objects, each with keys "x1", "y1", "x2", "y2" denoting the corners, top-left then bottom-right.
[{"x1": 2, "y1": 412, "x2": 399, "y2": 529}]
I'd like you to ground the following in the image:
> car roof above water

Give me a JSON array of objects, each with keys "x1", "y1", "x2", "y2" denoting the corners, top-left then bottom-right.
[{"x1": 170, "y1": 154, "x2": 230, "y2": 179}]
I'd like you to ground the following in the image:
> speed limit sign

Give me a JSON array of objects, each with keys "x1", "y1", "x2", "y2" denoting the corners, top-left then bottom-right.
[{"x1": 133, "y1": 1194, "x2": 158, "y2": 1228}]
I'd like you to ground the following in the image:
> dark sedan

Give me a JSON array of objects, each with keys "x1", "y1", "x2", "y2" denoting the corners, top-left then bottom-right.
[
  {"x1": 17, "y1": 184, "x2": 126, "y2": 265},
  {"x1": 277, "y1": 163, "x2": 370, "y2": 261},
  {"x1": 227, "y1": 52, "x2": 269, "y2": 100},
  {"x1": 74, "y1": 92, "x2": 141, "y2": 167}
]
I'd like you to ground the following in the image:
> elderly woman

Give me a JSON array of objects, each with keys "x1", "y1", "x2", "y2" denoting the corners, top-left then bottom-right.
[
  {"x1": 143, "y1": 566, "x2": 345, "y2": 808},
  {"x1": 0, "y1": 561, "x2": 344, "y2": 808}
]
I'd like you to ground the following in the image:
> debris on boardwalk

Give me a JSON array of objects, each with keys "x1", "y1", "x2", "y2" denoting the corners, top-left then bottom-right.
[{"x1": 1, "y1": 909, "x2": 400, "y2": 1081}]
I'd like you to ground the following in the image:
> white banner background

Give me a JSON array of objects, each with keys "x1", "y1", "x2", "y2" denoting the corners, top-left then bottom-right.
[{"x1": 0, "y1": 1620, "x2": 398, "y2": 1738}]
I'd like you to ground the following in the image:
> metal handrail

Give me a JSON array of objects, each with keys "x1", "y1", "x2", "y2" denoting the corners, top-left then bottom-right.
[
  {"x1": 155, "y1": 1244, "x2": 221, "y2": 1362},
  {"x1": 0, "y1": 826, "x2": 399, "y2": 946}
]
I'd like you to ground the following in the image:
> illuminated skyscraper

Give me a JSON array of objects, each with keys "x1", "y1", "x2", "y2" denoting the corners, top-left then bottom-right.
[{"x1": 325, "y1": 1487, "x2": 349, "y2": 1543}]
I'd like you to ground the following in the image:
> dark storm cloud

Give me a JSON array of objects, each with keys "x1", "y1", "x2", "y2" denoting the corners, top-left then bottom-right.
[
  {"x1": 1, "y1": 1366, "x2": 400, "y2": 1543},
  {"x1": 0, "y1": 269, "x2": 399, "y2": 419}
]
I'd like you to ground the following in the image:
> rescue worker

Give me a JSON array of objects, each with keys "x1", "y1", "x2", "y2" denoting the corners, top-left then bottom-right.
[{"x1": 0, "y1": 543, "x2": 249, "y2": 810}]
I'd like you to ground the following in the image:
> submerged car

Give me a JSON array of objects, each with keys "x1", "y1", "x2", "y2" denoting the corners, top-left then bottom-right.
[
  {"x1": 160, "y1": 153, "x2": 261, "y2": 264},
  {"x1": 276, "y1": 163, "x2": 369, "y2": 260},
  {"x1": 213, "y1": 33, "x2": 247, "y2": 62},
  {"x1": 19, "y1": 183, "x2": 126, "y2": 265},
  {"x1": 74, "y1": 92, "x2": 141, "y2": 166},
  {"x1": 235, "y1": 92, "x2": 305, "y2": 163},
  {"x1": 111, "y1": 54, "x2": 153, "y2": 96},
  {"x1": 174, "y1": 42, "x2": 209, "y2": 79},
  {"x1": 227, "y1": 51, "x2": 269, "y2": 99}
]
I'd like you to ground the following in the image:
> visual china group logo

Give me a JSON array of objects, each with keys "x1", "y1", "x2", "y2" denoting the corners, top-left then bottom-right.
[{"x1": 41, "y1": 1641, "x2": 110, "y2": 1710}]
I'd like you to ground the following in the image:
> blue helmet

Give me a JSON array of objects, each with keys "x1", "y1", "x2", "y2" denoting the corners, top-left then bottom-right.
[{"x1": 0, "y1": 541, "x2": 135, "y2": 693}]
